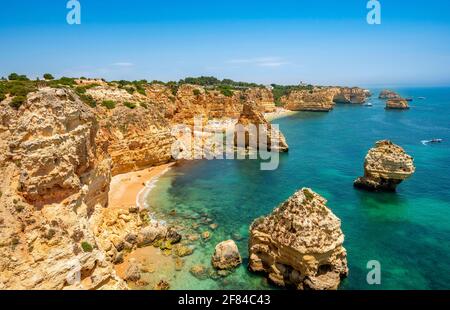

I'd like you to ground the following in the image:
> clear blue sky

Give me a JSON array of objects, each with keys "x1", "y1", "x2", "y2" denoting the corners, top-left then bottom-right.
[{"x1": 1, "y1": 0, "x2": 450, "y2": 86}]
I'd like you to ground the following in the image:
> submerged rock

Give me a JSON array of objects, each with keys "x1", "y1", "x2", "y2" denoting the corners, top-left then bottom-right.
[
  {"x1": 248, "y1": 188, "x2": 348, "y2": 290},
  {"x1": 190, "y1": 264, "x2": 209, "y2": 280},
  {"x1": 154, "y1": 279, "x2": 170, "y2": 290},
  {"x1": 125, "y1": 259, "x2": 141, "y2": 282},
  {"x1": 211, "y1": 240, "x2": 242, "y2": 270},
  {"x1": 354, "y1": 140, "x2": 415, "y2": 192}
]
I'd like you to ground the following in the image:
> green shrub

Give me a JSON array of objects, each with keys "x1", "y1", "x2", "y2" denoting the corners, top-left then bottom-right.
[
  {"x1": 219, "y1": 86, "x2": 233, "y2": 97},
  {"x1": 43, "y1": 73, "x2": 54, "y2": 80},
  {"x1": 0, "y1": 93, "x2": 5, "y2": 102},
  {"x1": 123, "y1": 101, "x2": 137, "y2": 109},
  {"x1": 139, "y1": 102, "x2": 148, "y2": 109},
  {"x1": 125, "y1": 87, "x2": 135, "y2": 95},
  {"x1": 79, "y1": 94, "x2": 96, "y2": 107},
  {"x1": 101, "y1": 100, "x2": 116, "y2": 109},
  {"x1": 81, "y1": 241, "x2": 93, "y2": 252},
  {"x1": 136, "y1": 87, "x2": 146, "y2": 96},
  {"x1": 8, "y1": 73, "x2": 28, "y2": 81},
  {"x1": 193, "y1": 89, "x2": 201, "y2": 96},
  {"x1": 10, "y1": 96, "x2": 26, "y2": 109}
]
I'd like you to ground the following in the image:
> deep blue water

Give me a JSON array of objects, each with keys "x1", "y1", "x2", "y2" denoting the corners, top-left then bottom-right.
[{"x1": 148, "y1": 87, "x2": 450, "y2": 290}]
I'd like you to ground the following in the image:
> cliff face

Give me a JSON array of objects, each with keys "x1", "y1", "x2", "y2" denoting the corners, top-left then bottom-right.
[
  {"x1": 354, "y1": 140, "x2": 415, "y2": 191},
  {"x1": 281, "y1": 88, "x2": 338, "y2": 112},
  {"x1": 235, "y1": 103, "x2": 288, "y2": 152},
  {"x1": 248, "y1": 188, "x2": 348, "y2": 290},
  {"x1": 243, "y1": 87, "x2": 276, "y2": 113},
  {"x1": 333, "y1": 87, "x2": 370, "y2": 104},
  {"x1": 0, "y1": 88, "x2": 126, "y2": 289}
]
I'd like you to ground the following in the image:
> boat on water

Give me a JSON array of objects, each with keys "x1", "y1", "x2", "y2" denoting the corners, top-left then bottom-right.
[
  {"x1": 418, "y1": 96, "x2": 426, "y2": 100},
  {"x1": 364, "y1": 102, "x2": 373, "y2": 107},
  {"x1": 404, "y1": 97, "x2": 413, "y2": 102},
  {"x1": 421, "y1": 139, "x2": 443, "y2": 145}
]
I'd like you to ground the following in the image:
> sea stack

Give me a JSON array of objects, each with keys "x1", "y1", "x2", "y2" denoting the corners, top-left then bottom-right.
[
  {"x1": 332, "y1": 87, "x2": 371, "y2": 104},
  {"x1": 385, "y1": 98, "x2": 409, "y2": 110},
  {"x1": 354, "y1": 140, "x2": 415, "y2": 192},
  {"x1": 248, "y1": 188, "x2": 348, "y2": 290},
  {"x1": 234, "y1": 102, "x2": 289, "y2": 152},
  {"x1": 379, "y1": 89, "x2": 401, "y2": 100}
]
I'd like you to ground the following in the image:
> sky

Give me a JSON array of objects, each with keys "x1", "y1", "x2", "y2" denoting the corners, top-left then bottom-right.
[{"x1": 1, "y1": 0, "x2": 450, "y2": 86}]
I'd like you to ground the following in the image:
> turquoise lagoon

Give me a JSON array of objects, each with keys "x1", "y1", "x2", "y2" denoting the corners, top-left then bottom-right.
[{"x1": 147, "y1": 87, "x2": 450, "y2": 290}]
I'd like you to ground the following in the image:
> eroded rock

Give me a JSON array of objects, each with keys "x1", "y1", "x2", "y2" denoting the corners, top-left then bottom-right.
[{"x1": 211, "y1": 240, "x2": 242, "y2": 270}]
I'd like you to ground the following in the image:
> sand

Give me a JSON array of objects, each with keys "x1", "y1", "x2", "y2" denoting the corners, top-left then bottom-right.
[
  {"x1": 108, "y1": 163, "x2": 175, "y2": 210},
  {"x1": 264, "y1": 107, "x2": 298, "y2": 121}
]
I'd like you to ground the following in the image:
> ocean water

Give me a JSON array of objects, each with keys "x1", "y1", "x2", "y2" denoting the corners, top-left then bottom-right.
[{"x1": 147, "y1": 87, "x2": 450, "y2": 290}]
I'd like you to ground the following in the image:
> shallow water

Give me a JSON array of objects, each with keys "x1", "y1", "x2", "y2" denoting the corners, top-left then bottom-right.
[{"x1": 147, "y1": 87, "x2": 450, "y2": 290}]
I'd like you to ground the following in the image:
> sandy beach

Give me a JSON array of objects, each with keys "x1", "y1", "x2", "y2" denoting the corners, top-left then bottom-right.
[
  {"x1": 265, "y1": 107, "x2": 298, "y2": 121},
  {"x1": 109, "y1": 163, "x2": 175, "y2": 210}
]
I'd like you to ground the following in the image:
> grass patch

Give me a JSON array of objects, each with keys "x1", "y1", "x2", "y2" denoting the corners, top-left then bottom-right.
[
  {"x1": 81, "y1": 241, "x2": 93, "y2": 252},
  {"x1": 101, "y1": 100, "x2": 116, "y2": 109},
  {"x1": 123, "y1": 101, "x2": 137, "y2": 109}
]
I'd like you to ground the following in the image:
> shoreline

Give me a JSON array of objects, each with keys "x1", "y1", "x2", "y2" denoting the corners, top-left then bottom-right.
[
  {"x1": 264, "y1": 107, "x2": 298, "y2": 121},
  {"x1": 108, "y1": 162, "x2": 175, "y2": 211}
]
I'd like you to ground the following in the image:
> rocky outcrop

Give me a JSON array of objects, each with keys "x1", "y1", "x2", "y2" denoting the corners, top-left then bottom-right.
[
  {"x1": 333, "y1": 87, "x2": 370, "y2": 104},
  {"x1": 385, "y1": 98, "x2": 409, "y2": 110},
  {"x1": 379, "y1": 90, "x2": 401, "y2": 100},
  {"x1": 211, "y1": 240, "x2": 242, "y2": 270},
  {"x1": 0, "y1": 88, "x2": 126, "y2": 289},
  {"x1": 281, "y1": 88, "x2": 338, "y2": 112},
  {"x1": 244, "y1": 87, "x2": 276, "y2": 113},
  {"x1": 234, "y1": 103, "x2": 289, "y2": 152},
  {"x1": 248, "y1": 188, "x2": 348, "y2": 290},
  {"x1": 354, "y1": 140, "x2": 415, "y2": 192}
]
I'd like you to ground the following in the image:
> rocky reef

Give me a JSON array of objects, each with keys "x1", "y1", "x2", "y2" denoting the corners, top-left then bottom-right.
[
  {"x1": 248, "y1": 188, "x2": 348, "y2": 290},
  {"x1": 281, "y1": 88, "x2": 337, "y2": 112},
  {"x1": 235, "y1": 103, "x2": 289, "y2": 152},
  {"x1": 385, "y1": 98, "x2": 409, "y2": 110},
  {"x1": 354, "y1": 140, "x2": 415, "y2": 192}
]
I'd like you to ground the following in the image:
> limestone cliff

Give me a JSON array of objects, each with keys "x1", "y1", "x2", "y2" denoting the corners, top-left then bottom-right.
[
  {"x1": 234, "y1": 103, "x2": 289, "y2": 152},
  {"x1": 379, "y1": 90, "x2": 401, "y2": 100},
  {"x1": 333, "y1": 87, "x2": 370, "y2": 104},
  {"x1": 0, "y1": 88, "x2": 126, "y2": 289},
  {"x1": 281, "y1": 88, "x2": 338, "y2": 112},
  {"x1": 354, "y1": 140, "x2": 415, "y2": 191},
  {"x1": 248, "y1": 188, "x2": 348, "y2": 290}
]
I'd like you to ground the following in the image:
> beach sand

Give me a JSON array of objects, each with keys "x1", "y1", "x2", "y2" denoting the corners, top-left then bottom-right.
[
  {"x1": 264, "y1": 107, "x2": 298, "y2": 121},
  {"x1": 108, "y1": 162, "x2": 175, "y2": 210}
]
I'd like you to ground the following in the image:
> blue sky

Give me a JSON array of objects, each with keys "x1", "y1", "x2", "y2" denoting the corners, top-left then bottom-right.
[{"x1": 1, "y1": 0, "x2": 450, "y2": 86}]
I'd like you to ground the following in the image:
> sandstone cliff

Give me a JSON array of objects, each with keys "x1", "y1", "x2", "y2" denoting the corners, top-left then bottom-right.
[
  {"x1": 333, "y1": 87, "x2": 370, "y2": 104},
  {"x1": 248, "y1": 188, "x2": 348, "y2": 290},
  {"x1": 354, "y1": 140, "x2": 415, "y2": 191},
  {"x1": 0, "y1": 88, "x2": 126, "y2": 289},
  {"x1": 235, "y1": 103, "x2": 289, "y2": 152},
  {"x1": 281, "y1": 88, "x2": 338, "y2": 112}
]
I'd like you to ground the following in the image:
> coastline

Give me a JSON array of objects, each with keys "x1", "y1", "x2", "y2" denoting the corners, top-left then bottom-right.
[{"x1": 264, "y1": 107, "x2": 298, "y2": 121}]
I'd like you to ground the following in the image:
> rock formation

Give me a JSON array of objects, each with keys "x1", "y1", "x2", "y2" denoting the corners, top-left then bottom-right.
[
  {"x1": 281, "y1": 88, "x2": 338, "y2": 112},
  {"x1": 379, "y1": 90, "x2": 401, "y2": 100},
  {"x1": 211, "y1": 240, "x2": 242, "y2": 270},
  {"x1": 385, "y1": 98, "x2": 409, "y2": 110},
  {"x1": 248, "y1": 188, "x2": 348, "y2": 290},
  {"x1": 0, "y1": 88, "x2": 126, "y2": 289},
  {"x1": 333, "y1": 87, "x2": 370, "y2": 104},
  {"x1": 234, "y1": 103, "x2": 289, "y2": 152},
  {"x1": 354, "y1": 140, "x2": 415, "y2": 192}
]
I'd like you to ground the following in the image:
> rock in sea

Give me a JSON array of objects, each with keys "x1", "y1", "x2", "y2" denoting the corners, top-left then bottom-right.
[
  {"x1": 211, "y1": 240, "x2": 242, "y2": 270},
  {"x1": 248, "y1": 188, "x2": 348, "y2": 290},
  {"x1": 354, "y1": 140, "x2": 415, "y2": 192}
]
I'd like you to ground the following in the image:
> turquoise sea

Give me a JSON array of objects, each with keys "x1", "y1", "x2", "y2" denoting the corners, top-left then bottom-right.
[{"x1": 147, "y1": 87, "x2": 450, "y2": 290}]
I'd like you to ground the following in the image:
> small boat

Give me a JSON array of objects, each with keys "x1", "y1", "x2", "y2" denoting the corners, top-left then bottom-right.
[
  {"x1": 404, "y1": 97, "x2": 413, "y2": 102},
  {"x1": 421, "y1": 139, "x2": 443, "y2": 145},
  {"x1": 363, "y1": 102, "x2": 373, "y2": 107},
  {"x1": 418, "y1": 97, "x2": 426, "y2": 100}
]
